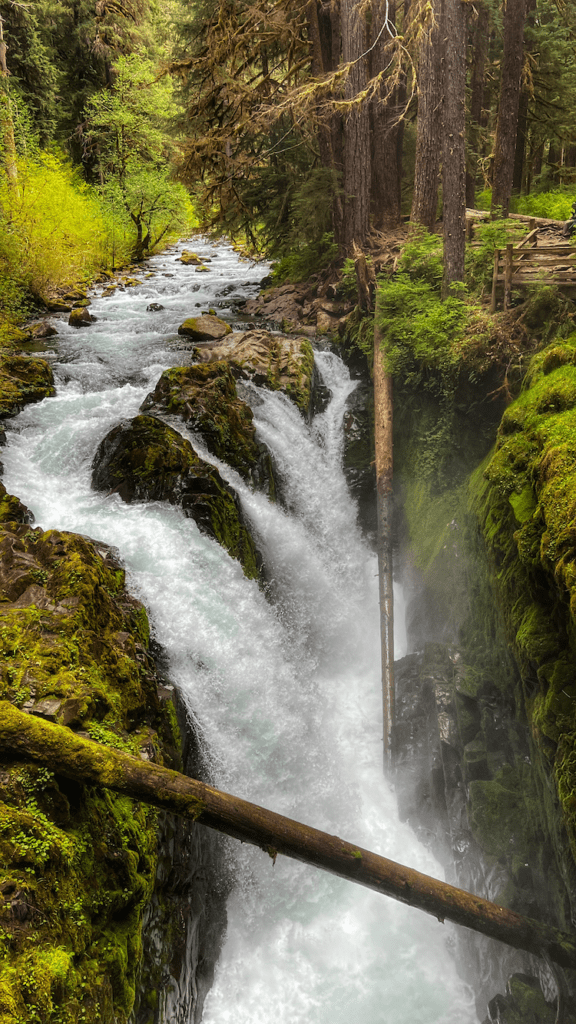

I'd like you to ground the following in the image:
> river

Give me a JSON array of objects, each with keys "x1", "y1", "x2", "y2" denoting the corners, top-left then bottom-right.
[{"x1": 2, "y1": 239, "x2": 478, "y2": 1024}]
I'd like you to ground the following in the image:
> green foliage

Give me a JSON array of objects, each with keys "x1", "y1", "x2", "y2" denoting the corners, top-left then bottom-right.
[
  {"x1": 84, "y1": 55, "x2": 195, "y2": 259},
  {"x1": 377, "y1": 276, "x2": 466, "y2": 388},
  {"x1": 271, "y1": 232, "x2": 338, "y2": 284},
  {"x1": 0, "y1": 152, "x2": 109, "y2": 299},
  {"x1": 397, "y1": 227, "x2": 444, "y2": 285},
  {"x1": 514, "y1": 189, "x2": 576, "y2": 221},
  {"x1": 475, "y1": 187, "x2": 575, "y2": 221}
]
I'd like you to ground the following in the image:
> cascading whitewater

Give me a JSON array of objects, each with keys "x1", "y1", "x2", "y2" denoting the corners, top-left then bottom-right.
[{"x1": 2, "y1": 240, "x2": 478, "y2": 1024}]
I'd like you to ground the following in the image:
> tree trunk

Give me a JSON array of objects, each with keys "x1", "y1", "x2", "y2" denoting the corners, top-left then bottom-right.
[
  {"x1": 369, "y1": 0, "x2": 402, "y2": 229},
  {"x1": 0, "y1": 17, "x2": 18, "y2": 191},
  {"x1": 465, "y1": 0, "x2": 490, "y2": 208},
  {"x1": 547, "y1": 141, "x2": 561, "y2": 185},
  {"x1": 411, "y1": 1, "x2": 442, "y2": 229},
  {"x1": 511, "y1": 0, "x2": 536, "y2": 196},
  {"x1": 491, "y1": 0, "x2": 527, "y2": 217},
  {"x1": 442, "y1": 0, "x2": 467, "y2": 294},
  {"x1": 341, "y1": 0, "x2": 370, "y2": 250},
  {"x1": 3, "y1": 701, "x2": 576, "y2": 970},
  {"x1": 374, "y1": 288, "x2": 394, "y2": 763}
]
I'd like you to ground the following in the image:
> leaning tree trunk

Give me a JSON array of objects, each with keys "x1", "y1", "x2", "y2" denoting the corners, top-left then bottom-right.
[
  {"x1": 341, "y1": 0, "x2": 370, "y2": 251},
  {"x1": 3, "y1": 702, "x2": 576, "y2": 971},
  {"x1": 442, "y1": 0, "x2": 467, "y2": 294},
  {"x1": 411, "y1": 0, "x2": 442, "y2": 230},
  {"x1": 491, "y1": 0, "x2": 527, "y2": 217}
]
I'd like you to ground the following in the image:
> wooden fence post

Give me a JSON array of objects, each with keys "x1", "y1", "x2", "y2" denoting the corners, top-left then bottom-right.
[
  {"x1": 490, "y1": 249, "x2": 500, "y2": 313},
  {"x1": 504, "y1": 243, "x2": 514, "y2": 311}
]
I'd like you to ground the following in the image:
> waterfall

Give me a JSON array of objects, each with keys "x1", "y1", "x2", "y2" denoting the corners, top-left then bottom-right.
[{"x1": 2, "y1": 239, "x2": 477, "y2": 1023}]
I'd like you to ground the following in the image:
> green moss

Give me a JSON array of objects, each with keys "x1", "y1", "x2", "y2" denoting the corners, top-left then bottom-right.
[
  {"x1": 92, "y1": 415, "x2": 261, "y2": 579},
  {"x1": 0, "y1": 513, "x2": 181, "y2": 1024},
  {"x1": 141, "y1": 363, "x2": 275, "y2": 493},
  {"x1": 472, "y1": 332, "x2": 576, "y2": 863},
  {"x1": 0, "y1": 354, "x2": 55, "y2": 416}
]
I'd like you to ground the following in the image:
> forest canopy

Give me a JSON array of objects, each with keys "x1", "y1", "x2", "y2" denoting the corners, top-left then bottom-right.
[{"x1": 0, "y1": 0, "x2": 575, "y2": 315}]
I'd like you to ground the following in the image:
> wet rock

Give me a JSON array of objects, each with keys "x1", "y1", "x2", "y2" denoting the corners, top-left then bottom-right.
[
  {"x1": 147, "y1": 303, "x2": 164, "y2": 312},
  {"x1": 178, "y1": 251, "x2": 203, "y2": 265},
  {"x1": 195, "y1": 265, "x2": 210, "y2": 273},
  {"x1": 0, "y1": 354, "x2": 55, "y2": 416},
  {"x1": 91, "y1": 414, "x2": 261, "y2": 578},
  {"x1": 342, "y1": 382, "x2": 375, "y2": 541},
  {"x1": 27, "y1": 321, "x2": 58, "y2": 340},
  {"x1": 122, "y1": 277, "x2": 142, "y2": 288},
  {"x1": 178, "y1": 315, "x2": 232, "y2": 342},
  {"x1": 192, "y1": 328, "x2": 315, "y2": 413},
  {"x1": 141, "y1": 363, "x2": 276, "y2": 495},
  {"x1": 69, "y1": 307, "x2": 97, "y2": 328},
  {"x1": 0, "y1": 482, "x2": 32, "y2": 524},
  {"x1": 44, "y1": 298, "x2": 72, "y2": 312}
]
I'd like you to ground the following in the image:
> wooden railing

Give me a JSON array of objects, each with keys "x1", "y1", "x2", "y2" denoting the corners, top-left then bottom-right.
[{"x1": 490, "y1": 233, "x2": 576, "y2": 312}]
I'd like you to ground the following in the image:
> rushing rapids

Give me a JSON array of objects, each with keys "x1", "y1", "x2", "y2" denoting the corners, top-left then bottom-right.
[{"x1": 2, "y1": 240, "x2": 477, "y2": 1023}]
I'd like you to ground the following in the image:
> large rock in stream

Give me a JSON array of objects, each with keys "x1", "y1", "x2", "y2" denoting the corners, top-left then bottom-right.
[
  {"x1": 91, "y1": 414, "x2": 261, "y2": 579},
  {"x1": 140, "y1": 362, "x2": 276, "y2": 494},
  {"x1": 192, "y1": 328, "x2": 315, "y2": 414}
]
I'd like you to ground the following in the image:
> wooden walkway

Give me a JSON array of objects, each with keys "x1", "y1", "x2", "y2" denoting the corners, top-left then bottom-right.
[{"x1": 489, "y1": 226, "x2": 576, "y2": 312}]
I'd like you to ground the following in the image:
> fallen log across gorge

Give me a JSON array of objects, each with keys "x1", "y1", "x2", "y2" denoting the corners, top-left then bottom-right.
[{"x1": 1, "y1": 700, "x2": 575, "y2": 970}]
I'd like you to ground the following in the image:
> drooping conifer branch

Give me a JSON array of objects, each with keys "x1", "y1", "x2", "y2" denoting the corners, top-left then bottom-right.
[{"x1": 2, "y1": 701, "x2": 576, "y2": 971}]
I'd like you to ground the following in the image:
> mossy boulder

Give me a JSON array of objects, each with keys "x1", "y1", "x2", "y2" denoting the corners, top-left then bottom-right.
[
  {"x1": 178, "y1": 315, "x2": 232, "y2": 342},
  {"x1": 140, "y1": 362, "x2": 276, "y2": 493},
  {"x1": 91, "y1": 414, "x2": 261, "y2": 578},
  {"x1": 178, "y1": 251, "x2": 202, "y2": 266},
  {"x1": 194, "y1": 328, "x2": 315, "y2": 413},
  {"x1": 68, "y1": 307, "x2": 97, "y2": 328},
  {"x1": 0, "y1": 353, "x2": 55, "y2": 417},
  {"x1": 0, "y1": 511, "x2": 174, "y2": 1024},
  {"x1": 0, "y1": 481, "x2": 31, "y2": 524}
]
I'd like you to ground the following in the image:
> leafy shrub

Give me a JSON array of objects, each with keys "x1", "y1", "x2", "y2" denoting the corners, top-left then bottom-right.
[
  {"x1": 377, "y1": 275, "x2": 467, "y2": 391},
  {"x1": 0, "y1": 152, "x2": 109, "y2": 298},
  {"x1": 514, "y1": 189, "x2": 575, "y2": 221},
  {"x1": 398, "y1": 226, "x2": 444, "y2": 285}
]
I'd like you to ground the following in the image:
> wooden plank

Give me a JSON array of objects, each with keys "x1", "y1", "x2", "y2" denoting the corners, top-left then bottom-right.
[
  {"x1": 504, "y1": 244, "x2": 514, "y2": 310},
  {"x1": 490, "y1": 249, "x2": 500, "y2": 313}
]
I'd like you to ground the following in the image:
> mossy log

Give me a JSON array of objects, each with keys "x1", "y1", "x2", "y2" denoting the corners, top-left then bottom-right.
[
  {"x1": 2, "y1": 702, "x2": 576, "y2": 971},
  {"x1": 374, "y1": 288, "x2": 394, "y2": 764}
]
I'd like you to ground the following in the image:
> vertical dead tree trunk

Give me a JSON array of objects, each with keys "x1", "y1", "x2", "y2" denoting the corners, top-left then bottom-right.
[
  {"x1": 369, "y1": 0, "x2": 402, "y2": 229},
  {"x1": 465, "y1": 0, "x2": 490, "y2": 208},
  {"x1": 411, "y1": 0, "x2": 442, "y2": 229},
  {"x1": 442, "y1": 0, "x2": 467, "y2": 294},
  {"x1": 491, "y1": 0, "x2": 527, "y2": 217},
  {"x1": 341, "y1": 0, "x2": 370, "y2": 250},
  {"x1": 373, "y1": 284, "x2": 394, "y2": 764}
]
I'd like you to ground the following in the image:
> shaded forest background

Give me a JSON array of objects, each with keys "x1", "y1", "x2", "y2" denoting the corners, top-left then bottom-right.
[{"x1": 0, "y1": 0, "x2": 575, "y2": 326}]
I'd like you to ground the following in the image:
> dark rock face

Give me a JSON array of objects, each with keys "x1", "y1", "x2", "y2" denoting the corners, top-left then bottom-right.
[
  {"x1": 147, "y1": 303, "x2": 165, "y2": 312},
  {"x1": 140, "y1": 363, "x2": 276, "y2": 496},
  {"x1": 342, "y1": 381, "x2": 376, "y2": 542},
  {"x1": 393, "y1": 643, "x2": 576, "y2": 1019},
  {"x1": 91, "y1": 414, "x2": 262, "y2": 578}
]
